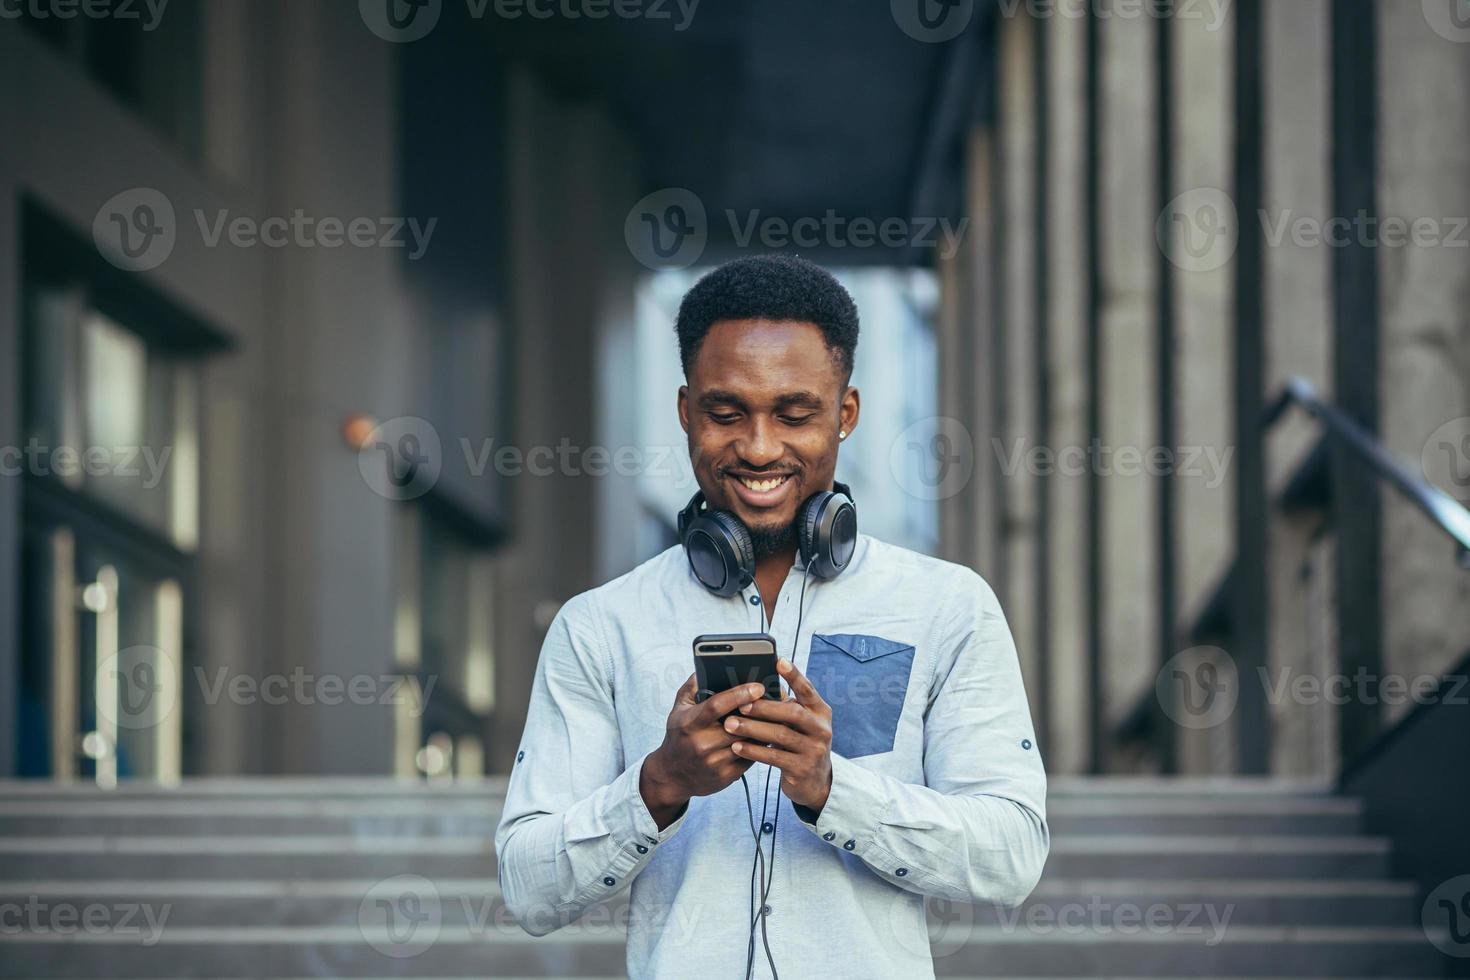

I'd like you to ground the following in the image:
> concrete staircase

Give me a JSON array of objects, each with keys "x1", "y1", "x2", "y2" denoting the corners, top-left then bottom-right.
[{"x1": 0, "y1": 777, "x2": 1451, "y2": 978}]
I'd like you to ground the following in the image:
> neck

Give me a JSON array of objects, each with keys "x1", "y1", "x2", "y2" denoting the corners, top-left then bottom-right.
[{"x1": 753, "y1": 546, "x2": 798, "y2": 626}]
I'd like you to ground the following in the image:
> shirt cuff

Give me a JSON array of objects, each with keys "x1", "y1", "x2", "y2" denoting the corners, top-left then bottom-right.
[
  {"x1": 573, "y1": 753, "x2": 689, "y2": 906},
  {"x1": 794, "y1": 753, "x2": 889, "y2": 852},
  {"x1": 612, "y1": 751, "x2": 689, "y2": 850}
]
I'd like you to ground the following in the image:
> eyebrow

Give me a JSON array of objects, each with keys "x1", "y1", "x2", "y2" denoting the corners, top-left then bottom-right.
[{"x1": 697, "y1": 389, "x2": 826, "y2": 411}]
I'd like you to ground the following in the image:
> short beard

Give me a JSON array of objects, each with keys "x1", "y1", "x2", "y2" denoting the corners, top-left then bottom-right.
[{"x1": 747, "y1": 520, "x2": 797, "y2": 560}]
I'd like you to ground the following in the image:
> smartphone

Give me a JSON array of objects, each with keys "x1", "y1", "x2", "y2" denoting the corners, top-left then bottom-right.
[{"x1": 692, "y1": 633, "x2": 781, "y2": 711}]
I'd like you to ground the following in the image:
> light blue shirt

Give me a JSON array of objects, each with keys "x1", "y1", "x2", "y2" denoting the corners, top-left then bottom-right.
[{"x1": 494, "y1": 534, "x2": 1049, "y2": 978}]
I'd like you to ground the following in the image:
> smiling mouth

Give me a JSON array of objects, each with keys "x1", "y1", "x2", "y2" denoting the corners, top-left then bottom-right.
[{"x1": 736, "y1": 474, "x2": 792, "y2": 493}]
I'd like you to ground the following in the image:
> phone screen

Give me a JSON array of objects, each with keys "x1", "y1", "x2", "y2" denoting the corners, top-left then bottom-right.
[{"x1": 693, "y1": 633, "x2": 781, "y2": 705}]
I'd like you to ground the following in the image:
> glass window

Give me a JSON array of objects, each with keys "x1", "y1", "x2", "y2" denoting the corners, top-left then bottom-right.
[
  {"x1": 26, "y1": 287, "x2": 200, "y2": 550},
  {"x1": 392, "y1": 506, "x2": 495, "y2": 780}
]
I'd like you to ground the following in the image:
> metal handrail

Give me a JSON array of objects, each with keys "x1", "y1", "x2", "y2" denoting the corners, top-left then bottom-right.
[{"x1": 1262, "y1": 376, "x2": 1470, "y2": 567}]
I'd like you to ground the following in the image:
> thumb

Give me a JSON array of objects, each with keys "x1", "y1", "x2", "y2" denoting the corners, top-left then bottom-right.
[{"x1": 674, "y1": 672, "x2": 699, "y2": 705}]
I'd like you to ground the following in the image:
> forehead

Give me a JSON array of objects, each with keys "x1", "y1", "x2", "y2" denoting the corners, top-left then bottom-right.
[{"x1": 688, "y1": 318, "x2": 842, "y2": 393}]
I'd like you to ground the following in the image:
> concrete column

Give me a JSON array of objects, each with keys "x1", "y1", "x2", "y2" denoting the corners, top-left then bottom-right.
[
  {"x1": 1375, "y1": 0, "x2": 1470, "y2": 721},
  {"x1": 1168, "y1": 0, "x2": 1236, "y2": 775},
  {"x1": 1261, "y1": 0, "x2": 1334, "y2": 777},
  {"x1": 1043, "y1": 9, "x2": 1090, "y2": 775},
  {"x1": 259, "y1": 0, "x2": 416, "y2": 774},
  {"x1": 493, "y1": 70, "x2": 638, "y2": 772},
  {"x1": 996, "y1": 9, "x2": 1043, "y2": 715},
  {"x1": 961, "y1": 126, "x2": 1003, "y2": 578},
  {"x1": 1096, "y1": 3, "x2": 1159, "y2": 767},
  {"x1": 0, "y1": 33, "x2": 17, "y2": 773}
]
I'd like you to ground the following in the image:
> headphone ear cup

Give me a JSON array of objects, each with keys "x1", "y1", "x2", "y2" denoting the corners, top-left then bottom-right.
[
  {"x1": 797, "y1": 491, "x2": 829, "y2": 570},
  {"x1": 683, "y1": 510, "x2": 755, "y2": 597},
  {"x1": 799, "y1": 489, "x2": 858, "y2": 580},
  {"x1": 708, "y1": 510, "x2": 755, "y2": 584}
]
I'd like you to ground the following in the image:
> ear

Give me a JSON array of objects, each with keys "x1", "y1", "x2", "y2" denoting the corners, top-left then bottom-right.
[
  {"x1": 838, "y1": 386, "x2": 860, "y2": 440},
  {"x1": 678, "y1": 385, "x2": 690, "y2": 434}
]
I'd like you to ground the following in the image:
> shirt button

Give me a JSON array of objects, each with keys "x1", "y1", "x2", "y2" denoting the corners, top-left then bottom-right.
[
  {"x1": 1021, "y1": 739, "x2": 1033, "y2": 750},
  {"x1": 895, "y1": 867, "x2": 908, "y2": 877},
  {"x1": 515, "y1": 750, "x2": 524, "y2": 763},
  {"x1": 822, "y1": 832, "x2": 836, "y2": 841},
  {"x1": 761, "y1": 821, "x2": 774, "y2": 834},
  {"x1": 636, "y1": 844, "x2": 648, "y2": 854},
  {"x1": 748, "y1": 595, "x2": 760, "y2": 605},
  {"x1": 843, "y1": 839, "x2": 856, "y2": 851},
  {"x1": 644, "y1": 835, "x2": 658, "y2": 844},
  {"x1": 603, "y1": 876, "x2": 616, "y2": 886}
]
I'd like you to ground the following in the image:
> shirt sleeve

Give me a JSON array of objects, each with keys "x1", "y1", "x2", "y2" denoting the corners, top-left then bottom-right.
[
  {"x1": 493, "y1": 591, "x2": 688, "y2": 936},
  {"x1": 792, "y1": 567, "x2": 1049, "y2": 908}
]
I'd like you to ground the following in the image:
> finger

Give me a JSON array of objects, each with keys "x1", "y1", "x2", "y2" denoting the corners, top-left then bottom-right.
[
  {"x1": 730, "y1": 739, "x2": 803, "y2": 769},
  {"x1": 776, "y1": 657, "x2": 826, "y2": 709},
  {"x1": 724, "y1": 715, "x2": 807, "y2": 751},
  {"x1": 696, "y1": 682, "x2": 766, "y2": 724},
  {"x1": 738, "y1": 697, "x2": 825, "y2": 736},
  {"x1": 674, "y1": 673, "x2": 700, "y2": 706}
]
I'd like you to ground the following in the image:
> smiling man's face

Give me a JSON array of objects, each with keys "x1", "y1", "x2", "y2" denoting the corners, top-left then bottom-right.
[{"x1": 678, "y1": 318, "x2": 860, "y2": 557}]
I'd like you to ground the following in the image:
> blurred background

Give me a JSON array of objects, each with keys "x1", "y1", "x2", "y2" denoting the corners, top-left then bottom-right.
[{"x1": 1, "y1": 0, "x2": 1469, "y2": 976}]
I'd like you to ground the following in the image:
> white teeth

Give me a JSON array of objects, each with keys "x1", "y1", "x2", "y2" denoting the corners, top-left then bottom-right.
[{"x1": 740, "y1": 476, "x2": 788, "y2": 493}]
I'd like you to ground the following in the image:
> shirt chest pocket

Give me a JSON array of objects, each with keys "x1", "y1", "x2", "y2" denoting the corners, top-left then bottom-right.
[{"x1": 807, "y1": 633, "x2": 916, "y2": 759}]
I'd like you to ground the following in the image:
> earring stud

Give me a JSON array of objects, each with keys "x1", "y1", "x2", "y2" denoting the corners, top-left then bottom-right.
[{"x1": 839, "y1": 430, "x2": 847, "y2": 439}]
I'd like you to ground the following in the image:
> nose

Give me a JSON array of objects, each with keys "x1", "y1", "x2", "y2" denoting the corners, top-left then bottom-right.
[{"x1": 736, "y1": 416, "x2": 784, "y2": 469}]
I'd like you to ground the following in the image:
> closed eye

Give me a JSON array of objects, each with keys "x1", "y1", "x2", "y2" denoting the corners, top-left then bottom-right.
[
  {"x1": 779, "y1": 414, "x2": 815, "y2": 425},
  {"x1": 707, "y1": 412, "x2": 741, "y2": 425}
]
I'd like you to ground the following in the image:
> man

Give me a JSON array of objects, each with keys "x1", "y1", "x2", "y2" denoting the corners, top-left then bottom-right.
[{"x1": 494, "y1": 255, "x2": 1048, "y2": 979}]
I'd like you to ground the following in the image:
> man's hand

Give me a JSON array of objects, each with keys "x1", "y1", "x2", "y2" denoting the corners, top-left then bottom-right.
[
  {"x1": 724, "y1": 658, "x2": 834, "y2": 814},
  {"x1": 640, "y1": 675, "x2": 766, "y2": 829}
]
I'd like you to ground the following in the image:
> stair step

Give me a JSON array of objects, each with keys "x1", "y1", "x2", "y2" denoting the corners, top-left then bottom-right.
[
  {"x1": 1045, "y1": 836, "x2": 1394, "y2": 880},
  {"x1": 0, "y1": 877, "x2": 1418, "y2": 930},
  {"x1": 0, "y1": 926, "x2": 1447, "y2": 978},
  {"x1": 0, "y1": 834, "x2": 1396, "y2": 882}
]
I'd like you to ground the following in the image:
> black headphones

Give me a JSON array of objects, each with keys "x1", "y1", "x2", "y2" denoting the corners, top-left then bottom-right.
[{"x1": 678, "y1": 481, "x2": 858, "y2": 596}]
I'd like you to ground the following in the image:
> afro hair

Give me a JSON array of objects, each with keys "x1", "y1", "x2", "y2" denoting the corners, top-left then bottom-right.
[{"x1": 674, "y1": 254, "x2": 859, "y2": 381}]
